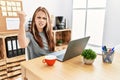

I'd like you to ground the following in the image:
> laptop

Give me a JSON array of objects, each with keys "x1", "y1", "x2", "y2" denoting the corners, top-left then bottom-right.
[{"x1": 50, "y1": 36, "x2": 90, "y2": 62}]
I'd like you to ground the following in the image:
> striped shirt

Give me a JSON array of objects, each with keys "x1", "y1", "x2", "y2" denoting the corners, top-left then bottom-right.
[{"x1": 26, "y1": 31, "x2": 50, "y2": 60}]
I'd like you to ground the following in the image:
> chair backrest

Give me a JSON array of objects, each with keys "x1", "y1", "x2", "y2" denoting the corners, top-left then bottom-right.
[{"x1": 25, "y1": 48, "x2": 29, "y2": 61}]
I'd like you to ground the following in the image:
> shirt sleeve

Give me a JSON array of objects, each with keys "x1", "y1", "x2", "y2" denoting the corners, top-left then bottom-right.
[{"x1": 26, "y1": 31, "x2": 31, "y2": 39}]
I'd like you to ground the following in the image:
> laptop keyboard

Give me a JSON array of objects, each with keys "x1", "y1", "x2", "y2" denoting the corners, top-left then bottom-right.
[
  {"x1": 56, "y1": 54, "x2": 64, "y2": 59},
  {"x1": 50, "y1": 49, "x2": 66, "y2": 56}
]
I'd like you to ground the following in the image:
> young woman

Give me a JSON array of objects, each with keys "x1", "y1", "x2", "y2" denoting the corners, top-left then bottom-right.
[{"x1": 18, "y1": 7, "x2": 54, "y2": 60}]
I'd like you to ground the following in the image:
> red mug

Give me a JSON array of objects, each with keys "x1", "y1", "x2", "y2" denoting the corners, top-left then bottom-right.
[{"x1": 42, "y1": 55, "x2": 56, "y2": 66}]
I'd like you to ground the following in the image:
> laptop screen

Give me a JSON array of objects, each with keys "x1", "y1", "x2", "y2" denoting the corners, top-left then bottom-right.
[{"x1": 62, "y1": 36, "x2": 90, "y2": 61}]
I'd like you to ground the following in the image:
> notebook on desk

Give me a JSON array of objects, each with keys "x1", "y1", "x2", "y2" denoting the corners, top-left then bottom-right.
[{"x1": 50, "y1": 36, "x2": 90, "y2": 62}]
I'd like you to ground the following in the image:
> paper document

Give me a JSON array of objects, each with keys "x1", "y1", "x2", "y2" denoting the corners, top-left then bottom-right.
[{"x1": 6, "y1": 18, "x2": 19, "y2": 30}]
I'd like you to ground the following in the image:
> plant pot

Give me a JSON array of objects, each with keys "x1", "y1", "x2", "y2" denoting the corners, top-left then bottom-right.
[{"x1": 83, "y1": 58, "x2": 95, "y2": 65}]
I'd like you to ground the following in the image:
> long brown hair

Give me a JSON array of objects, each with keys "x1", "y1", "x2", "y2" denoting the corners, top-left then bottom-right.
[{"x1": 30, "y1": 7, "x2": 54, "y2": 51}]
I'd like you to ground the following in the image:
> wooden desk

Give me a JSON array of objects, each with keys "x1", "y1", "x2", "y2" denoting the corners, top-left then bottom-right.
[{"x1": 21, "y1": 54, "x2": 120, "y2": 80}]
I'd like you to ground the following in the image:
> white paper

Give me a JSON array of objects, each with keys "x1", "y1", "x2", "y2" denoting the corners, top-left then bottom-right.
[
  {"x1": 1, "y1": 7, "x2": 6, "y2": 11},
  {"x1": 17, "y1": 7, "x2": 21, "y2": 11},
  {"x1": 6, "y1": 1, "x2": 11, "y2": 6},
  {"x1": 7, "y1": 41, "x2": 12, "y2": 50},
  {"x1": 12, "y1": 7, "x2": 17, "y2": 11},
  {"x1": 12, "y1": 12, "x2": 17, "y2": 16},
  {"x1": 11, "y1": 2, "x2": 16, "y2": 6},
  {"x1": 1, "y1": 1, "x2": 6, "y2": 6},
  {"x1": 8, "y1": 12, "x2": 13, "y2": 16},
  {"x1": 2, "y1": 12, "x2": 7, "y2": 16},
  {"x1": 16, "y1": 2, "x2": 21, "y2": 6},
  {"x1": 6, "y1": 18, "x2": 19, "y2": 30},
  {"x1": 12, "y1": 40, "x2": 16, "y2": 50},
  {"x1": 7, "y1": 7, "x2": 12, "y2": 11}
]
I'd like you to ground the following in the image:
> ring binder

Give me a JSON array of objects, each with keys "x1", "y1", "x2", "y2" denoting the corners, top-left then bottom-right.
[{"x1": 5, "y1": 36, "x2": 25, "y2": 58}]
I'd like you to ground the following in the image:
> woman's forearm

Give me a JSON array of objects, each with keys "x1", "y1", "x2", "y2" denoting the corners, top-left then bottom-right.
[
  {"x1": 18, "y1": 23, "x2": 29, "y2": 48},
  {"x1": 18, "y1": 11, "x2": 29, "y2": 48}
]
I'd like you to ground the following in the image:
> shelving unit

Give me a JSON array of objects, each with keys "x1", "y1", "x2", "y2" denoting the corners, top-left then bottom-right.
[
  {"x1": 0, "y1": 33, "x2": 26, "y2": 80},
  {"x1": 0, "y1": 59, "x2": 7, "y2": 80},
  {"x1": 0, "y1": 35, "x2": 7, "y2": 80},
  {"x1": 53, "y1": 29, "x2": 71, "y2": 51}
]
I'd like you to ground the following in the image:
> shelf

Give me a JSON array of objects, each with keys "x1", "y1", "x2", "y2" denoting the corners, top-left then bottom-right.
[
  {"x1": 7, "y1": 66, "x2": 21, "y2": 72},
  {"x1": 52, "y1": 29, "x2": 71, "y2": 33},
  {"x1": 0, "y1": 34, "x2": 26, "y2": 79},
  {"x1": 0, "y1": 65, "x2": 7, "y2": 71},
  {"x1": 0, "y1": 59, "x2": 6, "y2": 66},
  {"x1": 6, "y1": 55, "x2": 25, "y2": 64},
  {"x1": 53, "y1": 29, "x2": 71, "y2": 51},
  {"x1": 7, "y1": 69, "x2": 21, "y2": 78},
  {"x1": 0, "y1": 74, "x2": 7, "y2": 80}
]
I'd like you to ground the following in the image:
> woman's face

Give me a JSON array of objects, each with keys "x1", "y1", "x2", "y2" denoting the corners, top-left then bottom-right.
[{"x1": 35, "y1": 11, "x2": 47, "y2": 32}]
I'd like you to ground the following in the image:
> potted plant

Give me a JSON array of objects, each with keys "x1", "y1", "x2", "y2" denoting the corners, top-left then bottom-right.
[
  {"x1": 81, "y1": 49, "x2": 97, "y2": 65},
  {"x1": 57, "y1": 39, "x2": 63, "y2": 46}
]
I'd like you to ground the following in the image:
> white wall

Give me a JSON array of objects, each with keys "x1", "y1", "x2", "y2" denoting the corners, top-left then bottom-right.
[
  {"x1": 103, "y1": 0, "x2": 120, "y2": 48},
  {"x1": 22, "y1": 0, "x2": 72, "y2": 28}
]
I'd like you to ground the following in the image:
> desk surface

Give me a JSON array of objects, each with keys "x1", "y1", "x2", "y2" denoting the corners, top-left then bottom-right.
[{"x1": 21, "y1": 53, "x2": 120, "y2": 80}]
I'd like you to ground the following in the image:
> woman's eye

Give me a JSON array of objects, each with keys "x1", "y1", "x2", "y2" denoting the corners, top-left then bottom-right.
[
  {"x1": 37, "y1": 17, "x2": 47, "y2": 20},
  {"x1": 37, "y1": 17, "x2": 41, "y2": 19},
  {"x1": 43, "y1": 17, "x2": 47, "y2": 20}
]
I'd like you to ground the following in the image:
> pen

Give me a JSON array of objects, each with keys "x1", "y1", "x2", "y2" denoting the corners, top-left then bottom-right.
[
  {"x1": 109, "y1": 47, "x2": 114, "y2": 53},
  {"x1": 104, "y1": 46, "x2": 107, "y2": 51},
  {"x1": 102, "y1": 46, "x2": 107, "y2": 52},
  {"x1": 112, "y1": 47, "x2": 114, "y2": 52}
]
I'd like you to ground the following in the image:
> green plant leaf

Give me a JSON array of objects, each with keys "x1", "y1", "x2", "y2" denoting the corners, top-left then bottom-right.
[{"x1": 81, "y1": 49, "x2": 97, "y2": 60}]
